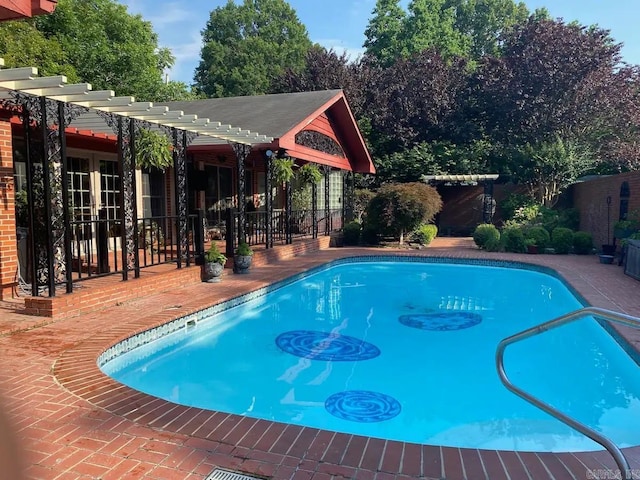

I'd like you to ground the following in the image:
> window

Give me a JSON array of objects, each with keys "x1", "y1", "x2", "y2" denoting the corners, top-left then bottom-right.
[
  {"x1": 99, "y1": 160, "x2": 120, "y2": 221},
  {"x1": 68, "y1": 157, "x2": 92, "y2": 221},
  {"x1": 141, "y1": 168, "x2": 165, "y2": 218}
]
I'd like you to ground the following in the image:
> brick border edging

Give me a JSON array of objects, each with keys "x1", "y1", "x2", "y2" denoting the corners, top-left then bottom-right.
[{"x1": 52, "y1": 248, "x2": 640, "y2": 479}]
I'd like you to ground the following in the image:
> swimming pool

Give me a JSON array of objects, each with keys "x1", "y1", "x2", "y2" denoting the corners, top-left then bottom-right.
[{"x1": 100, "y1": 258, "x2": 640, "y2": 452}]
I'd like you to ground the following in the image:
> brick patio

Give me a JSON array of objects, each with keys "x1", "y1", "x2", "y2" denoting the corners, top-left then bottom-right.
[{"x1": 1, "y1": 238, "x2": 640, "y2": 479}]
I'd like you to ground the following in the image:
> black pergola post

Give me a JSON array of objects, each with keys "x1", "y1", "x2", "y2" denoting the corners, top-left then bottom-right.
[
  {"x1": 129, "y1": 118, "x2": 140, "y2": 278},
  {"x1": 231, "y1": 143, "x2": 251, "y2": 248},
  {"x1": 265, "y1": 152, "x2": 273, "y2": 248},
  {"x1": 39, "y1": 97, "x2": 55, "y2": 296},
  {"x1": 285, "y1": 180, "x2": 292, "y2": 244},
  {"x1": 58, "y1": 101, "x2": 73, "y2": 294},
  {"x1": 312, "y1": 180, "x2": 318, "y2": 239},
  {"x1": 324, "y1": 166, "x2": 331, "y2": 235}
]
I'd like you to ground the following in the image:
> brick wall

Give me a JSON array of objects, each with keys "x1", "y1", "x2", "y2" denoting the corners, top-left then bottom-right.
[
  {"x1": 0, "y1": 116, "x2": 16, "y2": 300},
  {"x1": 23, "y1": 236, "x2": 332, "y2": 319},
  {"x1": 572, "y1": 171, "x2": 640, "y2": 249}
]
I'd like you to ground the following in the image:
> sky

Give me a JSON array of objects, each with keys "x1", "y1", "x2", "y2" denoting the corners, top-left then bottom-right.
[{"x1": 120, "y1": 0, "x2": 640, "y2": 86}]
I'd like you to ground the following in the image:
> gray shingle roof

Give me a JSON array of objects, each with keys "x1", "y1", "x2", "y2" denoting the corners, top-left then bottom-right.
[{"x1": 162, "y1": 89, "x2": 342, "y2": 140}]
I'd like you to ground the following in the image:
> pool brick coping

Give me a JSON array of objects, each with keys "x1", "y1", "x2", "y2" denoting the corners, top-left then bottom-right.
[{"x1": 48, "y1": 248, "x2": 640, "y2": 480}]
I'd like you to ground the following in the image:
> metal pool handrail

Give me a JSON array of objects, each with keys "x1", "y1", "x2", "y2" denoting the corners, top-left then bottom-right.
[{"x1": 496, "y1": 306, "x2": 640, "y2": 480}]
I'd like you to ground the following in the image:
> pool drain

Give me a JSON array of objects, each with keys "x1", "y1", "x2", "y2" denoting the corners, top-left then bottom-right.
[{"x1": 206, "y1": 469, "x2": 264, "y2": 480}]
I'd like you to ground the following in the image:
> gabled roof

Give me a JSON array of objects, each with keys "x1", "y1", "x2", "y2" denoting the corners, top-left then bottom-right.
[
  {"x1": 163, "y1": 90, "x2": 375, "y2": 174},
  {"x1": 164, "y1": 90, "x2": 340, "y2": 140}
]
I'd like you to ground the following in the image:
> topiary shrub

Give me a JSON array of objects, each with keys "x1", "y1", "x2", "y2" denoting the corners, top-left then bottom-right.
[
  {"x1": 501, "y1": 226, "x2": 526, "y2": 253},
  {"x1": 412, "y1": 224, "x2": 438, "y2": 245},
  {"x1": 366, "y1": 182, "x2": 442, "y2": 244},
  {"x1": 473, "y1": 224, "x2": 500, "y2": 249},
  {"x1": 524, "y1": 226, "x2": 550, "y2": 249},
  {"x1": 552, "y1": 227, "x2": 574, "y2": 254},
  {"x1": 343, "y1": 221, "x2": 362, "y2": 246},
  {"x1": 573, "y1": 231, "x2": 593, "y2": 255}
]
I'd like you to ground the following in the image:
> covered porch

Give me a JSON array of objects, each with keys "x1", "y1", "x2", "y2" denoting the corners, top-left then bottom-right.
[{"x1": 0, "y1": 64, "x2": 374, "y2": 306}]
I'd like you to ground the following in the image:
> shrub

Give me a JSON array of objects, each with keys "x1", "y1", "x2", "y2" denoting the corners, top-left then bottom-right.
[
  {"x1": 204, "y1": 242, "x2": 227, "y2": 265},
  {"x1": 485, "y1": 236, "x2": 501, "y2": 252},
  {"x1": 473, "y1": 224, "x2": 500, "y2": 249},
  {"x1": 360, "y1": 222, "x2": 380, "y2": 245},
  {"x1": 573, "y1": 231, "x2": 593, "y2": 255},
  {"x1": 343, "y1": 221, "x2": 361, "y2": 246},
  {"x1": 524, "y1": 226, "x2": 550, "y2": 249},
  {"x1": 501, "y1": 226, "x2": 526, "y2": 253},
  {"x1": 366, "y1": 182, "x2": 442, "y2": 244},
  {"x1": 500, "y1": 193, "x2": 537, "y2": 222},
  {"x1": 412, "y1": 224, "x2": 438, "y2": 245},
  {"x1": 552, "y1": 227, "x2": 574, "y2": 254}
]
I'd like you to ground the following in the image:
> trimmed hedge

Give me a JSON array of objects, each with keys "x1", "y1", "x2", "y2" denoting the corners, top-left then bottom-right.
[
  {"x1": 473, "y1": 224, "x2": 500, "y2": 249},
  {"x1": 413, "y1": 224, "x2": 438, "y2": 245},
  {"x1": 343, "y1": 221, "x2": 361, "y2": 246},
  {"x1": 524, "y1": 226, "x2": 550, "y2": 249},
  {"x1": 501, "y1": 226, "x2": 526, "y2": 253},
  {"x1": 573, "y1": 231, "x2": 593, "y2": 255},
  {"x1": 552, "y1": 227, "x2": 574, "y2": 254}
]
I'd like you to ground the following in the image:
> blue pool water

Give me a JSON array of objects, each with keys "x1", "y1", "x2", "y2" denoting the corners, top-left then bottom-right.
[{"x1": 100, "y1": 260, "x2": 640, "y2": 452}]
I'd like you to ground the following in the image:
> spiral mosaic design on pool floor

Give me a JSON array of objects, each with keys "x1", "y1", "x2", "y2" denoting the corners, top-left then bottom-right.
[
  {"x1": 275, "y1": 330, "x2": 380, "y2": 361},
  {"x1": 399, "y1": 312, "x2": 483, "y2": 331},
  {"x1": 325, "y1": 390, "x2": 401, "y2": 423}
]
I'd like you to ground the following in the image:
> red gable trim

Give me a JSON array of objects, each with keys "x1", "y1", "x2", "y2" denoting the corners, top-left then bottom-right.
[
  {"x1": 279, "y1": 91, "x2": 375, "y2": 174},
  {"x1": 0, "y1": 0, "x2": 57, "y2": 20}
]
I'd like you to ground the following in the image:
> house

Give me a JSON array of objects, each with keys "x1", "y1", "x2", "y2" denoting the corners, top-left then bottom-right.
[{"x1": 0, "y1": 64, "x2": 374, "y2": 305}]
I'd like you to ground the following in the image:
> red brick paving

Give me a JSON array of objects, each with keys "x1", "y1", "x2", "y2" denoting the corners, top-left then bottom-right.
[{"x1": 1, "y1": 238, "x2": 640, "y2": 479}]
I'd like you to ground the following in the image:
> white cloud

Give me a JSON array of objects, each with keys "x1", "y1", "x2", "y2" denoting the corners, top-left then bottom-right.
[{"x1": 315, "y1": 38, "x2": 366, "y2": 61}]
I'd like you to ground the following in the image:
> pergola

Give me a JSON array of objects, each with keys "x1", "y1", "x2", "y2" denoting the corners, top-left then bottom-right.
[
  {"x1": 0, "y1": 59, "x2": 273, "y2": 297},
  {"x1": 423, "y1": 174, "x2": 500, "y2": 224}
]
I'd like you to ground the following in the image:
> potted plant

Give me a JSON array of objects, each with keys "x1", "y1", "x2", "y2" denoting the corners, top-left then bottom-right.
[
  {"x1": 203, "y1": 242, "x2": 227, "y2": 282},
  {"x1": 614, "y1": 219, "x2": 639, "y2": 240},
  {"x1": 233, "y1": 241, "x2": 253, "y2": 274},
  {"x1": 524, "y1": 238, "x2": 538, "y2": 254}
]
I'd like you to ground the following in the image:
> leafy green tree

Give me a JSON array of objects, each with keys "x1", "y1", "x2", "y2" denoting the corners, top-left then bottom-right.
[
  {"x1": 444, "y1": 0, "x2": 529, "y2": 59},
  {"x1": 403, "y1": 0, "x2": 469, "y2": 59},
  {"x1": 366, "y1": 182, "x2": 443, "y2": 244},
  {"x1": 0, "y1": 20, "x2": 79, "y2": 80},
  {"x1": 510, "y1": 136, "x2": 595, "y2": 207},
  {"x1": 195, "y1": 0, "x2": 312, "y2": 97},
  {"x1": 34, "y1": 0, "x2": 187, "y2": 101},
  {"x1": 363, "y1": 0, "x2": 407, "y2": 66}
]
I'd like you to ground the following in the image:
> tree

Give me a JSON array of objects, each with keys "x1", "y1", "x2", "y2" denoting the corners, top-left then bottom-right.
[
  {"x1": 402, "y1": 0, "x2": 469, "y2": 60},
  {"x1": 0, "y1": 20, "x2": 79, "y2": 80},
  {"x1": 366, "y1": 182, "x2": 443, "y2": 244},
  {"x1": 444, "y1": 0, "x2": 529, "y2": 59},
  {"x1": 511, "y1": 136, "x2": 595, "y2": 207},
  {"x1": 470, "y1": 17, "x2": 622, "y2": 146},
  {"x1": 34, "y1": 0, "x2": 188, "y2": 101},
  {"x1": 363, "y1": 0, "x2": 407, "y2": 66},
  {"x1": 366, "y1": 49, "x2": 470, "y2": 154},
  {"x1": 194, "y1": 0, "x2": 312, "y2": 97},
  {"x1": 272, "y1": 45, "x2": 376, "y2": 118}
]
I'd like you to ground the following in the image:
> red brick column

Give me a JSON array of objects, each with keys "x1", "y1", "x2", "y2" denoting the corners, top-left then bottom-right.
[{"x1": 0, "y1": 115, "x2": 16, "y2": 299}]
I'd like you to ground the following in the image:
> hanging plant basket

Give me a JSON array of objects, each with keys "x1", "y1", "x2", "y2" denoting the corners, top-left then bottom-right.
[
  {"x1": 297, "y1": 163, "x2": 322, "y2": 186},
  {"x1": 135, "y1": 128, "x2": 173, "y2": 171},
  {"x1": 272, "y1": 157, "x2": 295, "y2": 184}
]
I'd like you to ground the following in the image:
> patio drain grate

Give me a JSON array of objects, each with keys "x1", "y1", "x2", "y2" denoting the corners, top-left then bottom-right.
[{"x1": 205, "y1": 469, "x2": 264, "y2": 480}]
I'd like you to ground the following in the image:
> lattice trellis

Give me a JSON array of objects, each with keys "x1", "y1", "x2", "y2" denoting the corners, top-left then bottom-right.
[
  {"x1": 6, "y1": 92, "x2": 87, "y2": 295},
  {"x1": 295, "y1": 130, "x2": 345, "y2": 157}
]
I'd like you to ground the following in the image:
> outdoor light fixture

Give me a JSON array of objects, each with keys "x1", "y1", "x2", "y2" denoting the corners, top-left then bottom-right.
[{"x1": 264, "y1": 149, "x2": 273, "y2": 158}]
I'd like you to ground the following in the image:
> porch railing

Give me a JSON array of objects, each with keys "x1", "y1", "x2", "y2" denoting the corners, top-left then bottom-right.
[
  {"x1": 68, "y1": 213, "x2": 199, "y2": 281},
  {"x1": 226, "y1": 208, "x2": 343, "y2": 251}
]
